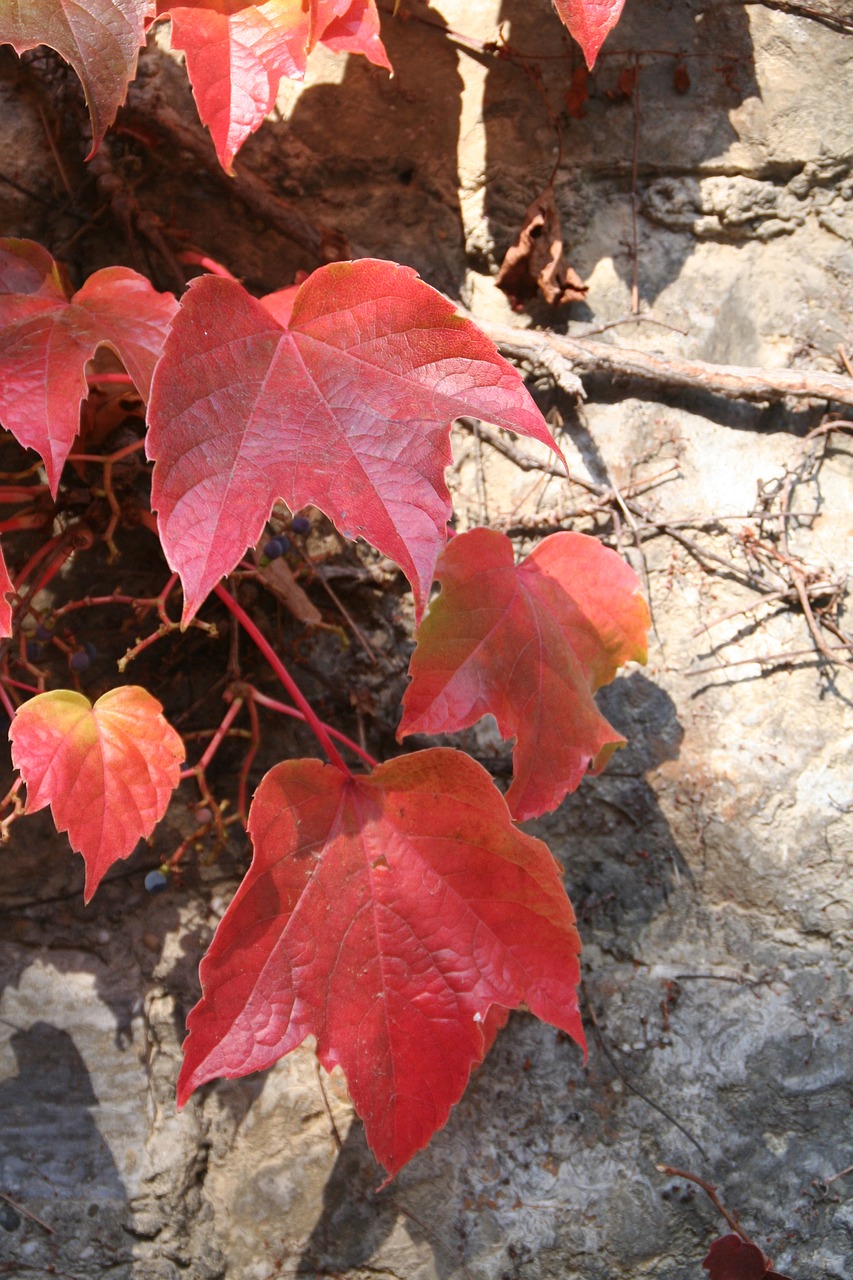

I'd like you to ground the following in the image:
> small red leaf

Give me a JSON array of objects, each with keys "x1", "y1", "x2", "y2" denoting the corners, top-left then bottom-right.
[
  {"x1": 0, "y1": 541, "x2": 13, "y2": 638},
  {"x1": 0, "y1": 239, "x2": 178, "y2": 494},
  {"x1": 552, "y1": 0, "x2": 627, "y2": 69},
  {"x1": 0, "y1": 0, "x2": 153, "y2": 155},
  {"x1": 398, "y1": 529, "x2": 650, "y2": 821},
  {"x1": 157, "y1": 0, "x2": 390, "y2": 171},
  {"x1": 147, "y1": 260, "x2": 561, "y2": 624},
  {"x1": 177, "y1": 748, "x2": 584, "y2": 1179},
  {"x1": 9, "y1": 687, "x2": 185, "y2": 901},
  {"x1": 702, "y1": 1233, "x2": 792, "y2": 1280}
]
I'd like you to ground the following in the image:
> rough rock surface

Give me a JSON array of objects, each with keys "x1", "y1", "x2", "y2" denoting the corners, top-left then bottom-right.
[{"x1": 1, "y1": 0, "x2": 852, "y2": 1277}]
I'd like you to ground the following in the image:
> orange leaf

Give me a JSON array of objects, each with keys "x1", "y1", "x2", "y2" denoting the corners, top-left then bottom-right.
[{"x1": 10, "y1": 687, "x2": 185, "y2": 900}]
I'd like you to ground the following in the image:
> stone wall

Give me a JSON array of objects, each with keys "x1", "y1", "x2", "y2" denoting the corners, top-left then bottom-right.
[{"x1": 1, "y1": 0, "x2": 851, "y2": 1276}]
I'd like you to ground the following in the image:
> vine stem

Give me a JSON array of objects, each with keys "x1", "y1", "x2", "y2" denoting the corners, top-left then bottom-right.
[
  {"x1": 248, "y1": 685, "x2": 379, "y2": 769},
  {"x1": 0, "y1": 681, "x2": 16, "y2": 720},
  {"x1": 655, "y1": 1165, "x2": 755, "y2": 1247},
  {"x1": 213, "y1": 582, "x2": 353, "y2": 777}
]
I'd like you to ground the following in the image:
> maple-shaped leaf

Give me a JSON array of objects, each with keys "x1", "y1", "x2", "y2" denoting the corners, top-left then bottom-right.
[
  {"x1": 0, "y1": 239, "x2": 178, "y2": 494},
  {"x1": 0, "y1": 0, "x2": 153, "y2": 155},
  {"x1": 156, "y1": 0, "x2": 391, "y2": 171},
  {"x1": 703, "y1": 1234, "x2": 793, "y2": 1280},
  {"x1": 398, "y1": 529, "x2": 649, "y2": 822},
  {"x1": 552, "y1": 0, "x2": 627, "y2": 68},
  {"x1": 9, "y1": 687, "x2": 185, "y2": 900},
  {"x1": 0, "y1": 541, "x2": 14, "y2": 638},
  {"x1": 177, "y1": 748, "x2": 584, "y2": 1179},
  {"x1": 147, "y1": 259, "x2": 561, "y2": 624}
]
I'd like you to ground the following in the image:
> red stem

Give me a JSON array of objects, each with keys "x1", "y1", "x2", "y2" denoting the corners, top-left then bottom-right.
[
  {"x1": 248, "y1": 685, "x2": 378, "y2": 769},
  {"x1": 0, "y1": 681, "x2": 16, "y2": 720},
  {"x1": 213, "y1": 582, "x2": 352, "y2": 776},
  {"x1": 85, "y1": 372, "x2": 134, "y2": 386},
  {"x1": 179, "y1": 251, "x2": 239, "y2": 280}
]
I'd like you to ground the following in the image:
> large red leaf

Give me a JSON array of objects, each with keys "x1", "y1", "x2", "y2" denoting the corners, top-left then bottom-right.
[
  {"x1": 0, "y1": 0, "x2": 153, "y2": 155},
  {"x1": 398, "y1": 529, "x2": 650, "y2": 822},
  {"x1": 147, "y1": 259, "x2": 562, "y2": 624},
  {"x1": 552, "y1": 0, "x2": 627, "y2": 68},
  {"x1": 177, "y1": 748, "x2": 584, "y2": 1179},
  {"x1": 9, "y1": 686, "x2": 185, "y2": 900},
  {"x1": 0, "y1": 239, "x2": 178, "y2": 494},
  {"x1": 156, "y1": 0, "x2": 390, "y2": 171},
  {"x1": 0, "y1": 541, "x2": 13, "y2": 638}
]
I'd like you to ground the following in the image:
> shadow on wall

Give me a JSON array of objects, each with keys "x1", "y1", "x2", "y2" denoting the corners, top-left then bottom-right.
[
  {"x1": 279, "y1": 0, "x2": 466, "y2": 293},
  {"x1": 0, "y1": 1021, "x2": 131, "y2": 1273},
  {"x1": 481, "y1": 0, "x2": 759, "y2": 308}
]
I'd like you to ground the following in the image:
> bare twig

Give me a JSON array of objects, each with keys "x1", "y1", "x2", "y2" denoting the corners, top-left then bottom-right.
[
  {"x1": 688, "y1": 643, "x2": 853, "y2": 676},
  {"x1": 467, "y1": 313, "x2": 853, "y2": 407},
  {"x1": 738, "y1": 0, "x2": 853, "y2": 36},
  {"x1": 581, "y1": 981, "x2": 710, "y2": 1160},
  {"x1": 0, "y1": 1189, "x2": 54, "y2": 1234}
]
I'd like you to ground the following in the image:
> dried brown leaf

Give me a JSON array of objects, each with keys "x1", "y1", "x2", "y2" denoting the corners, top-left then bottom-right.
[{"x1": 495, "y1": 188, "x2": 588, "y2": 309}]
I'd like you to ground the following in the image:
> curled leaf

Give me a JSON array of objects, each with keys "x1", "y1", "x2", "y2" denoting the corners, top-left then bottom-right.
[{"x1": 496, "y1": 188, "x2": 588, "y2": 309}]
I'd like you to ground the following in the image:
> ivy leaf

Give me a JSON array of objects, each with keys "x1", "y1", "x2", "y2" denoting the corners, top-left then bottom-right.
[
  {"x1": 9, "y1": 687, "x2": 185, "y2": 901},
  {"x1": 177, "y1": 748, "x2": 584, "y2": 1180},
  {"x1": 0, "y1": 0, "x2": 154, "y2": 155},
  {"x1": 147, "y1": 259, "x2": 561, "y2": 624},
  {"x1": 0, "y1": 239, "x2": 178, "y2": 494},
  {"x1": 157, "y1": 0, "x2": 390, "y2": 172},
  {"x1": 398, "y1": 529, "x2": 650, "y2": 822},
  {"x1": 702, "y1": 1234, "x2": 793, "y2": 1280},
  {"x1": 0, "y1": 541, "x2": 13, "y2": 639},
  {"x1": 552, "y1": 0, "x2": 627, "y2": 68}
]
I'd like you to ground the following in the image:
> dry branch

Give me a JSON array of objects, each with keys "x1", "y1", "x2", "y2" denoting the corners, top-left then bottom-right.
[{"x1": 469, "y1": 314, "x2": 853, "y2": 407}]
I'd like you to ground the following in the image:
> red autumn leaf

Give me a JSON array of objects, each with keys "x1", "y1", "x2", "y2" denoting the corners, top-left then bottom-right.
[
  {"x1": 702, "y1": 1234, "x2": 793, "y2": 1280},
  {"x1": 0, "y1": 0, "x2": 153, "y2": 155},
  {"x1": 177, "y1": 748, "x2": 584, "y2": 1179},
  {"x1": 9, "y1": 686, "x2": 185, "y2": 901},
  {"x1": 0, "y1": 541, "x2": 13, "y2": 638},
  {"x1": 147, "y1": 259, "x2": 561, "y2": 625},
  {"x1": 552, "y1": 0, "x2": 627, "y2": 69},
  {"x1": 156, "y1": 0, "x2": 390, "y2": 172},
  {"x1": 398, "y1": 529, "x2": 650, "y2": 822},
  {"x1": 0, "y1": 239, "x2": 178, "y2": 495}
]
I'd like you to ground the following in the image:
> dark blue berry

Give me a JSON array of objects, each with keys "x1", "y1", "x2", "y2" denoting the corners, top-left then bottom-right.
[
  {"x1": 83, "y1": 641, "x2": 98, "y2": 661},
  {"x1": 35, "y1": 623, "x2": 52, "y2": 641},
  {"x1": 291, "y1": 515, "x2": 311, "y2": 535},
  {"x1": 26, "y1": 641, "x2": 42, "y2": 662},
  {"x1": 144, "y1": 869, "x2": 169, "y2": 894},
  {"x1": 263, "y1": 537, "x2": 290, "y2": 559},
  {"x1": 69, "y1": 650, "x2": 91, "y2": 672}
]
